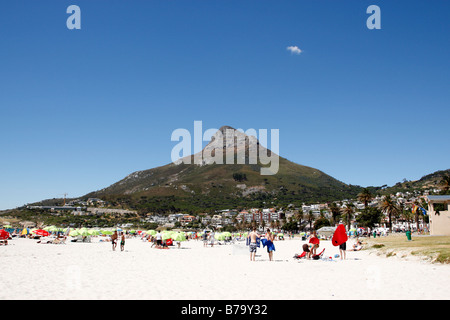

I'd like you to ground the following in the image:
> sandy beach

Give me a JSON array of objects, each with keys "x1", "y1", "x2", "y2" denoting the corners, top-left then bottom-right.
[{"x1": 1, "y1": 236, "x2": 449, "y2": 300}]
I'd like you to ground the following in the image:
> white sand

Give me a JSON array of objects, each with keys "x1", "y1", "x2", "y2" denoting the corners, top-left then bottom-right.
[{"x1": 1, "y1": 236, "x2": 449, "y2": 300}]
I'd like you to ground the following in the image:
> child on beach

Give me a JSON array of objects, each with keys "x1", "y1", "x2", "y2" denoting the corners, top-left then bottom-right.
[{"x1": 120, "y1": 232, "x2": 125, "y2": 251}]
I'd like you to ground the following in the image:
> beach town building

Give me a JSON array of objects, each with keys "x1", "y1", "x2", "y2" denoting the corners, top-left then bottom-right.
[
  {"x1": 426, "y1": 195, "x2": 450, "y2": 236},
  {"x1": 86, "y1": 208, "x2": 137, "y2": 216},
  {"x1": 178, "y1": 215, "x2": 196, "y2": 225}
]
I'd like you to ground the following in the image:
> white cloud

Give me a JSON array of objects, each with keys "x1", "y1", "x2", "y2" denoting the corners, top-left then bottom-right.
[{"x1": 286, "y1": 46, "x2": 302, "y2": 55}]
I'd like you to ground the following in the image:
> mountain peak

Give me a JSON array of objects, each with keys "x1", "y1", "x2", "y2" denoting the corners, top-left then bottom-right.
[{"x1": 218, "y1": 125, "x2": 236, "y2": 134}]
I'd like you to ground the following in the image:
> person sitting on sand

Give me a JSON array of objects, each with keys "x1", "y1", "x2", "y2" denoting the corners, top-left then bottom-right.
[{"x1": 352, "y1": 239, "x2": 363, "y2": 251}]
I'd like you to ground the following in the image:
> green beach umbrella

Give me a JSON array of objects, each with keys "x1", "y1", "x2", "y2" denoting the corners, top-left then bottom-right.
[
  {"x1": 79, "y1": 230, "x2": 90, "y2": 236},
  {"x1": 222, "y1": 232, "x2": 232, "y2": 237},
  {"x1": 214, "y1": 233, "x2": 225, "y2": 241},
  {"x1": 172, "y1": 232, "x2": 187, "y2": 242},
  {"x1": 69, "y1": 230, "x2": 79, "y2": 237},
  {"x1": 162, "y1": 231, "x2": 174, "y2": 241},
  {"x1": 101, "y1": 230, "x2": 113, "y2": 235},
  {"x1": 89, "y1": 229, "x2": 100, "y2": 236}
]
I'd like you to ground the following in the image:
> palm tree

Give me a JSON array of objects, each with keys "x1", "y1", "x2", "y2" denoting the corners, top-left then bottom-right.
[
  {"x1": 412, "y1": 199, "x2": 422, "y2": 231},
  {"x1": 340, "y1": 204, "x2": 354, "y2": 230},
  {"x1": 401, "y1": 207, "x2": 414, "y2": 230},
  {"x1": 306, "y1": 212, "x2": 315, "y2": 230},
  {"x1": 328, "y1": 202, "x2": 341, "y2": 225},
  {"x1": 358, "y1": 188, "x2": 373, "y2": 208},
  {"x1": 378, "y1": 195, "x2": 399, "y2": 232},
  {"x1": 294, "y1": 209, "x2": 304, "y2": 223}
]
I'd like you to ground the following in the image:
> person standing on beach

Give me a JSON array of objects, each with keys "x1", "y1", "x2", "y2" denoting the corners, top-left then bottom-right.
[
  {"x1": 202, "y1": 232, "x2": 208, "y2": 247},
  {"x1": 265, "y1": 229, "x2": 275, "y2": 261},
  {"x1": 155, "y1": 231, "x2": 162, "y2": 248},
  {"x1": 339, "y1": 240, "x2": 346, "y2": 260},
  {"x1": 120, "y1": 232, "x2": 125, "y2": 251},
  {"x1": 247, "y1": 227, "x2": 260, "y2": 262},
  {"x1": 111, "y1": 231, "x2": 118, "y2": 251}
]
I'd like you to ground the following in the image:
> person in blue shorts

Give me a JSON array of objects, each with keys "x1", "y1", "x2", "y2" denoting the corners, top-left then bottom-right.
[{"x1": 247, "y1": 227, "x2": 260, "y2": 262}]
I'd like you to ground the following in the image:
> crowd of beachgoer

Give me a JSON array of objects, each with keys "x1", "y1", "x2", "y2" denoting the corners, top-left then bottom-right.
[
  {"x1": 2, "y1": 225, "x2": 364, "y2": 262},
  {"x1": 244, "y1": 227, "x2": 365, "y2": 262}
]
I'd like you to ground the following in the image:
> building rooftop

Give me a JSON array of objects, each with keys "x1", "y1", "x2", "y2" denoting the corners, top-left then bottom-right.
[{"x1": 427, "y1": 195, "x2": 450, "y2": 202}]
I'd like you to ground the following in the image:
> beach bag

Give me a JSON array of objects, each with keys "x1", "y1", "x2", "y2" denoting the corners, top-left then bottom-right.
[{"x1": 332, "y1": 224, "x2": 348, "y2": 246}]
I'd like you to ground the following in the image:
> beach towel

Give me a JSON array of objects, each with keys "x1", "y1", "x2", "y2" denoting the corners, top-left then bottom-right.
[
  {"x1": 246, "y1": 236, "x2": 261, "y2": 248},
  {"x1": 331, "y1": 224, "x2": 348, "y2": 246},
  {"x1": 261, "y1": 238, "x2": 275, "y2": 252}
]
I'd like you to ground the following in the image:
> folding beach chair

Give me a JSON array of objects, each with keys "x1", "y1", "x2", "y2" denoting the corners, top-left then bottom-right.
[
  {"x1": 312, "y1": 248, "x2": 325, "y2": 260},
  {"x1": 293, "y1": 251, "x2": 307, "y2": 259}
]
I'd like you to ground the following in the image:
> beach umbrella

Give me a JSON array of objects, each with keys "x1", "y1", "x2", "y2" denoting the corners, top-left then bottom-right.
[
  {"x1": 146, "y1": 230, "x2": 156, "y2": 236},
  {"x1": 69, "y1": 230, "x2": 80, "y2": 237},
  {"x1": 79, "y1": 230, "x2": 90, "y2": 237},
  {"x1": 101, "y1": 230, "x2": 113, "y2": 235},
  {"x1": 277, "y1": 233, "x2": 284, "y2": 237},
  {"x1": 33, "y1": 229, "x2": 50, "y2": 237},
  {"x1": 162, "y1": 231, "x2": 174, "y2": 241},
  {"x1": 48, "y1": 226, "x2": 59, "y2": 232},
  {"x1": 222, "y1": 232, "x2": 232, "y2": 237},
  {"x1": 21, "y1": 228, "x2": 30, "y2": 236},
  {"x1": 89, "y1": 229, "x2": 100, "y2": 236},
  {"x1": 172, "y1": 232, "x2": 187, "y2": 242},
  {"x1": 0, "y1": 229, "x2": 10, "y2": 240},
  {"x1": 214, "y1": 233, "x2": 225, "y2": 241},
  {"x1": 3, "y1": 225, "x2": 12, "y2": 229}
]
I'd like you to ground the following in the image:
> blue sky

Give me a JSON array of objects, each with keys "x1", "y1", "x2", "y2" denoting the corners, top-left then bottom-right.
[{"x1": 1, "y1": 0, "x2": 449, "y2": 209}]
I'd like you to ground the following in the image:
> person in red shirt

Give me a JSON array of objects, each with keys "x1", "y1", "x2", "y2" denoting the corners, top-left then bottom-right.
[{"x1": 309, "y1": 230, "x2": 320, "y2": 257}]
